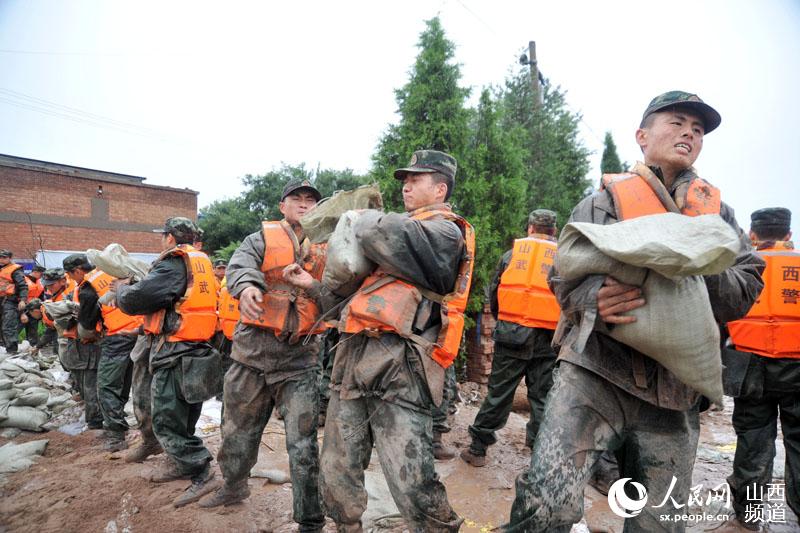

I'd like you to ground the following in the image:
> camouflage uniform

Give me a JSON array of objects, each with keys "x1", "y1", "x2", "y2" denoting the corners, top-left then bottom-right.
[
  {"x1": 0, "y1": 251, "x2": 28, "y2": 354},
  {"x1": 130, "y1": 335, "x2": 158, "y2": 446},
  {"x1": 724, "y1": 208, "x2": 800, "y2": 524},
  {"x1": 212, "y1": 186, "x2": 328, "y2": 531},
  {"x1": 321, "y1": 150, "x2": 465, "y2": 532},
  {"x1": 506, "y1": 93, "x2": 765, "y2": 532}
]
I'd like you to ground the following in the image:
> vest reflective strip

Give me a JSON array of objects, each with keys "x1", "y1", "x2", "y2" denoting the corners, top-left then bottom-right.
[
  {"x1": 497, "y1": 237, "x2": 560, "y2": 330},
  {"x1": 728, "y1": 248, "x2": 800, "y2": 358}
]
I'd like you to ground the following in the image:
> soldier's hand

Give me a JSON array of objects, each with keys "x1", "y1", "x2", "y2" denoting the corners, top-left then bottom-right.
[
  {"x1": 17, "y1": 300, "x2": 26, "y2": 311},
  {"x1": 110, "y1": 278, "x2": 130, "y2": 292},
  {"x1": 239, "y1": 286, "x2": 265, "y2": 321},
  {"x1": 282, "y1": 264, "x2": 314, "y2": 289},
  {"x1": 597, "y1": 276, "x2": 645, "y2": 324}
]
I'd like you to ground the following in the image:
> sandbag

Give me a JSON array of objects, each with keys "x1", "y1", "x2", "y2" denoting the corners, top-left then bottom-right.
[
  {"x1": 322, "y1": 210, "x2": 377, "y2": 296},
  {"x1": 87, "y1": 243, "x2": 150, "y2": 281},
  {"x1": 300, "y1": 184, "x2": 383, "y2": 244},
  {"x1": 0, "y1": 378, "x2": 12, "y2": 391},
  {"x1": 43, "y1": 300, "x2": 79, "y2": 335},
  {"x1": 11, "y1": 387, "x2": 49, "y2": 407},
  {"x1": 0, "y1": 405, "x2": 50, "y2": 431},
  {"x1": 0, "y1": 439, "x2": 49, "y2": 474},
  {"x1": 556, "y1": 213, "x2": 742, "y2": 404}
]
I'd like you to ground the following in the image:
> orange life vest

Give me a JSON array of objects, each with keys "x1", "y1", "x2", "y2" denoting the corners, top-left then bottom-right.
[
  {"x1": 497, "y1": 236, "x2": 560, "y2": 330},
  {"x1": 41, "y1": 279, "x2": 77, "y2": 329},
  {"x1": 601, "y1": 172, "x2": 720, "y2": 220},
  {"x1": 339, "y1": 206, "x2": 476, "y2": 369},
  {"x1": 142, "y1": 245, "x2": 218, "y2": 342},
  {"x1": 239, "y1": 221, "x2": 328, "y2": 342},
  {"x1": 85, "y1": 269, "x2": 142, "y2": 336},
  {"x1": 0, "y1": 263, "x2": 22, "y2": 296},
  {"x1": 728, "y1": 246, "x2": 800, "y2": 359},
  {"x1": 217, "y1": 285, "x2": 240, "y2": 341},
  {"x1": 64, "y1": 279, "x2": 102, "y2": 340},
  {"x1": 25, "y1": 276, "x2": 44, "y2": 300}
]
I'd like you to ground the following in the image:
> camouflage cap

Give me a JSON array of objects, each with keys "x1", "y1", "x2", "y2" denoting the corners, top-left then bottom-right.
[
  {"x1": 751, "y1": 207, "x2": 791, "y2": 232},
  {"x1": 62, "y1": 253, "x2": 93, "y2": 272},
  {"x1": 393, "y1": 150, "x2": 458, "y2": 182},
  {"x1": 31, "y1": 264, "x2": 46, "y2": 273},
  {"x1": 213, "y1": 259, "x2": 227, "y2": 268},
  {"x1": 0, "y1": 249, "x2": 12, "y2": 258},
  {"x1": 528, "y1": 209, "x2": 557, "y2": 228},
  {"x1": 641, "y1": 90, "x2": 721, "y2": 134},
  {"x1": 281, "y1": 179, "x2": 321, "y2": 202},
  {"x1": 25, "y1": 298, "x2": 43, "y2": 312},
  {"x1": 152, "y1": 217, "x2": 198, "y2": 241},
  {"x1": 194, "y1": 228, "x2": 205, "y2": 241},
  {"x1": 42, "y1": 268, "x2": 66, "y2": 286}
]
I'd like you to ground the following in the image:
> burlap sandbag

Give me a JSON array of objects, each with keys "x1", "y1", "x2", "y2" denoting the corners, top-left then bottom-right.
[
  {"x1": 87, "y1": 242, "x2": 150, "y2": 301},
  {"x1": 556, "y1": 213, "x2": 742, "y2": 403},
  {"x1": 300, "y1": 184, "x2": 383, "y2": 244},
  {"x1": 42, "y1": 300, "x2": 79, "y2": 335},
  {"x1": 322, "y1": 210, "x2": 377, "y2": 297}
]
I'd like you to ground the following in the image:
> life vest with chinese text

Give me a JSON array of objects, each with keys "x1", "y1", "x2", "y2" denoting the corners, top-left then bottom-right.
[
  {"x1": 217, "y1": 285, "x2": 240, "y2": 341},
  {"x1": 497, "y1": 236, "x2": 560, "y2": 330},
  {"x1": 86, "y1": 269, "x2": 142, "y2": 336},
  {"x1": 339, "y1": 206, "x2": 475, "y2": 369}
]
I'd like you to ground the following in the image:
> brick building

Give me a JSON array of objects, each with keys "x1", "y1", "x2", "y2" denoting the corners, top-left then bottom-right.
[{"x1": 0, "y1": 153, "x2": 198, "y2": 261}]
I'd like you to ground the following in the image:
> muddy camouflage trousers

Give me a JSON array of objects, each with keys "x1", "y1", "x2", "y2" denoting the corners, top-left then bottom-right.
[
  {"x1": 727, "y1": 356, "x2": 800, "y2": 521},
  {"x1": 60, "y1": 340, "x2": 103, "y2": 428},
  {"x1": 151, "y1": 363, "x2": 212, "y2": 476},
  {"x1": 506, "y1": 362, "x2": 700, "y2": 533},
  {"x1": 1, "y1": 298, "x2": 20, "y2": 351},
  {"x1": 432, "y1": 365, "x2": 458, "y2": 436},
  {"x1": 131, "y1": 355, "x2": 157, "y2": 445},
  {"x1": 97, "y1": 335, "x2": 135, "y2": 434},
  {"x1": 217, "y1": 362, "x2": 324, "y2": 531},
  {"x1": 321, "y1": 391, "x2": 462, "y2": 532},
  {"x1": 468, "y1": 337, "x2": 556, "y2": 452}
]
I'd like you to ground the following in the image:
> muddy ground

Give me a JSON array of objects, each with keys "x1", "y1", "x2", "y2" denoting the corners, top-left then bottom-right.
[{"x1": 0, "y1": 382, "x2": 797, "y2": 533}]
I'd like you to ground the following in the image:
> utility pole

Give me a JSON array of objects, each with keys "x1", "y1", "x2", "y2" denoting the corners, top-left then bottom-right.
[{"x1": 519, "y1": 41, "x2": 542, "y2": 111}]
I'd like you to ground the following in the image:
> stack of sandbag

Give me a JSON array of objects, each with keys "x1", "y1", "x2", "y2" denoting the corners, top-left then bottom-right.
[
  {"x1": 300, "y1": 184, "x2": 383, "y2": 244},
  {"x1": 0, "y1": 354, "x2": 76, "y2": 432},
  {"x1": 555, "y1": 213, "x2": 742, "y2": 404},
  {"x1": 0, "y1": 439, "x2": 49, "y2": 475},
  {"x1": 87, "y1": 243, "x2": 151, "y2": 305},
  {"x1": 322, "y1": 210, "x2": 378, "y2": 297}
]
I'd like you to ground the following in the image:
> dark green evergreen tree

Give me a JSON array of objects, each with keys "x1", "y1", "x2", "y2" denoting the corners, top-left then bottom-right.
[{"x1": 600, "y1": 131, "x2": 624, "y2": 174}]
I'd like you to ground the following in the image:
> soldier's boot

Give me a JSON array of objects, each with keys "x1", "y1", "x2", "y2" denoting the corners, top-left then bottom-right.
[
  {"x1": 711, "y1": 516, "x2": 761, "y2": 532},
  {"x1": 335, "y1": 521, "x2": 363, "y2": 533},
  {"x1": 125, "y1": 441, "x2": 163, "y2": 463},
  {"x1": 198, "y1": 480, "x2": 251, "y2": 508},
  {"x1": 102, "y1": 430, "x2": 128, "y2": 452},
  {"x1": 459, "y1": 446, "x2": 487, "y2": 467},
  {"x1": 149, "y1": 459, "x2": 191, "y2": 483},
  {"x1": 173, "y1": 463, "x2": 219, "y2": 508},
  {"x1": 432, "y1": 432, "x2": 456, "y2": 460}
]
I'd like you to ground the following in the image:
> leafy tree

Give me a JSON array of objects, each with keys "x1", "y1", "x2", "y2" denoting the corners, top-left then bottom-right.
[
  {"x1": 198, "y1": 197, "x2": 260, "y2": 256},
  {"x1": 371, "y1": 17, "x2": 471, "y2": 211},
  {"x1": 212, "y1": 240, "x2": 242, "y2": 263},
  {"x1": 601, "y1": 131, "x2": 623, "y2": 174},
  {"x1": 458, "y1": 89, "x2": 528, "y2": 311},
  {"x1": 500, "y1": 67, "x2": 592, "y2": 226},
  {"x1": 241, "y1": 164, "x2": 315, "y2": 222},
  {"x1": 314, "y1": 168, "x2": 370, "y2": 198}
]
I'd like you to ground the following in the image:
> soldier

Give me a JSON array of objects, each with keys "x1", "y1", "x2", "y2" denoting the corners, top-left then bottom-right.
[
  {"x1": 505, "y1": 91, "x2": 765, "y2": 532},
  {"x1": 62, "y1": 253, "x2": 104, "y2": 430},
  {"x1": 719, "y1": 208, "x2": 799, "y2": 531},
  {"x1": 21, "y1": 265, "x2": 46, "y2": 349},
  {"x1": 0, "y1": 249, "x2": 29, "y2": 354},
  {"x1": 310, "y1": 150, "x2": 474, "y2": 532},
  {"x1": 75, "y1": 259, "x2": 142, "y2": 451},
  {"x1": 199, "y1": 179, "x2": 329, "y2": 533},
  {"x1": 38, "y1": 268, "x2": 74, "y2": 358},
  {"x1": 461, "y1": 209, "x2": 559, "y2": 467},
  {"x1": 213, "y1": 259, "x2": 227, "y2": 291},
  {"x1": 115, "y1": 217, "x2": 220, "y2": 507}
]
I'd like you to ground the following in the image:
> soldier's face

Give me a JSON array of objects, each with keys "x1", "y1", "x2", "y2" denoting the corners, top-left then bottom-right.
[
  {"x1": 214, "y1": 265, "x2": 226, "y2": 280},
  {"x1": 636, "y1": 109, "x2": 704, "y2": 174},
  {"x1": 0, "y1": 256, "x2": 10, "y2": 266},
  {"x1": 279, "y1": 191, "x2": 318, "y2": 225},
  {"x1": 402, "y1": 173, "x2": 445, "y2": 211},
  {"x1": 48, "y1": 279, "x2": 66, "y2": 293}
]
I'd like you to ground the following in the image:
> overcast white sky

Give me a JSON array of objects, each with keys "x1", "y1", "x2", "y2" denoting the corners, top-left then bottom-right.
[{"x1": 1, "y1": 0, "x2": 798, "y2": 235}]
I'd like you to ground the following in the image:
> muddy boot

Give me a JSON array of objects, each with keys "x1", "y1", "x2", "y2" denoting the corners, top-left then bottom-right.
[
  {"x1": 102, "y1": 431, "x2": 128, "y2": 452},
  {"x1": 588, "y1": 451, "x2": 619, "y2": 495},
  {"x1": 459, "y1": 447, "x2": 487, "y2": 467},
  {"x1": 125, "y1": 441, "x2": 163, "y2": 463},
  {"x1": 199, "y1": 480, "x2": 251, "y2": 508},
  {"x1": 173, "y1": 464, "x2": 219, "y2": 508},
  {"x1": 432, "y1": 432, "x2": 456, "y2": 460},
  {"x1": 335, "y1": 522, "x2": 363, "y2": 533},
  {"x1": 149, "y1": 459, "x2": 190, "y2": 483}
]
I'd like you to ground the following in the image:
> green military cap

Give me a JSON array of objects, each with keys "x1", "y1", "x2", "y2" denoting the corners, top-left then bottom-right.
[
  {"x1": 0, "y1": 249, "x2": 12, "y2": 258},
  {"x1": 213, "y1": 259, "x2": 227, "y2": 268},
  {"x1": 194, "y1": 228, "x2": 205, "y2": 241},
  {"x1": 751, "y1": 207, "x2": 791, "y2": 232},
  {"x1": 528, "y1": 209, "x2": 557, "y2": 228},
  {"x1": 282, "y1": 179, "x2": 322, "y2": 202},
  {"x1": 62, "y1": 253, "x2": 93, "y2": 272},
  {"x1": 153, "y1": 217, "x2": 199, "y2": 241},
  {"x1": 31, "y1": 264, "x2": 46, "y2": 273},
  {"x1": 25, "y1": 298, "x2": 43, "y2": 312},
  {"x1": 42, "y1": 268, "x2": 66, "y2": 286},
  {"x1": 393, "y1": 150, "x2": 458, "y2": 182},
  {"x1": 641, "y1": 90, "x2": 721, "y2": 134}
]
